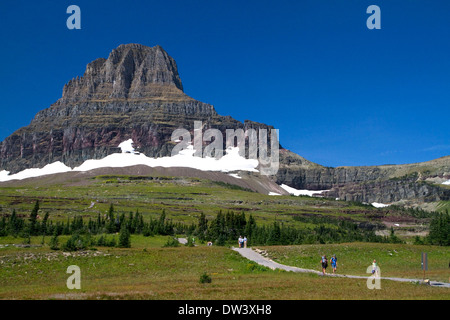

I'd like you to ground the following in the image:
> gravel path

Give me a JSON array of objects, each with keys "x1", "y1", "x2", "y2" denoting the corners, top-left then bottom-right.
[
  {"x1": 232, "y1": 247, "x2": 450, "y2": 288},
  {"x1": 177, "y1": 239, "x2": 449, "y2": 288}
]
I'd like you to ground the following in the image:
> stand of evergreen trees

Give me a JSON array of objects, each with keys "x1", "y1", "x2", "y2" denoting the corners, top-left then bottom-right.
[
  {"x1": 426, "y1": 210, "x2": 449, "y2": 246},
  {"x1": 190, "y1": 211, "x2": 404, "y2": 246},
  {"x1": 1, "y1": 201, "x2": 448, "y2": 249},
  {"x1": 0, "y1": 201, "x2": 184, "y2": 250}
]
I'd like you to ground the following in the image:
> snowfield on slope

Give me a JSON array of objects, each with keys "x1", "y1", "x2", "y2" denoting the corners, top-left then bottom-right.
[
  {"x1": 371, "y1": 202, "x2": 390, "y2": 208},
  {"x1": 279, "y1": 183, "x2": 329, "y2": 197},
  {"x1": 0, "y1": 139, "x2": 258, "y2": 182}
]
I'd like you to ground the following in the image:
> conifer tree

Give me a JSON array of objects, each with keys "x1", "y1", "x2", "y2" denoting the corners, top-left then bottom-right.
[
  {"x1": 157, "y1": 210, "x2": 167, "y2": 235},
  {"x1": 29, "y1": 200, "x2": 40, "y2": 235},
  {"x1": 118, "y1": 224, "x2": 131, "y2": 248},
  {"x1": 106, "y1": 204, "x2": 116, "y2": 233},
  {"x1": 41, "y1": 212, "x2": 49, "y2": 236},
  {"x1": 8, "y1": 209, "x2": 22, "y2": 236},
  {"x1": 0, "y1": 216, "x2": 6, "y2": 236},
  {"x1": 197, "y1": 212, "x2": 208, "y2": 241}
]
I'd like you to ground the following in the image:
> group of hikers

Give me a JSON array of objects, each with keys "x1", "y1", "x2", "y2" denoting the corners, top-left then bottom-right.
[
  {"x1": 237, "y1": 235, "x2": 248, "y2": 248},
  {"x1": 320, "y1": 254, "x2": 338, "y2": 275},
  {"x1": 320, "y1": 255, "x2": 379, "y2": 276}
]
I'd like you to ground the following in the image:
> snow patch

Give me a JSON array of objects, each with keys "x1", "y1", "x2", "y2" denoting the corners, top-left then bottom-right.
[
  {"x1": 371, "y1": 202, "x2": 390, "y2": 208},
  {"x1": 0, "y1": 140, "x2": 259, "y2": 182},
  {"x1": 280, "y1": 184, "x2": 329, "y2": 197},
  {"x1": 268, "y1": 192, "x2": 281, "y2": 196},
  {"x1": 118, "y1": 139, "x2": 138, "y2": 154},
  {"x1": 74, "y1": 145, "x2": 258, "y2": 173},
  {"x1": 0, "y1": 162, "x2": 72, "y2": 182},
  {"x1": 443, "y1": 179, "x2": 450, "y2": 185},
  {"x1": 228, "y1": 173, "x2": 242, "y2": 179}
]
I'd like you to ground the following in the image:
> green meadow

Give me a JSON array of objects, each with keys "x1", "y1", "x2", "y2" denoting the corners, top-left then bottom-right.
[{"x1": 0, "y1": 235, "x2": 449, "y2": 300}]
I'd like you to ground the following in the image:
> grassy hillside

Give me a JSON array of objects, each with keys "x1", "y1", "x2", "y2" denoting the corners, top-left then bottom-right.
[{"x1": 0, "y1": 174, "x2": 436, "y2": 237}]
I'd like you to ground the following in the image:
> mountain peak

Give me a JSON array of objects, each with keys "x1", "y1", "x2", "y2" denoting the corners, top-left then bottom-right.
[{"x1": 61, "y1": 44, "x2": 185, "y2": 103}]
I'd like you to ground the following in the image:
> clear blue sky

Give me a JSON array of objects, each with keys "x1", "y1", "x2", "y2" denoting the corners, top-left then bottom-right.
[{"x1": 0, "y1": 0, "x2": 449, "y2": 167}]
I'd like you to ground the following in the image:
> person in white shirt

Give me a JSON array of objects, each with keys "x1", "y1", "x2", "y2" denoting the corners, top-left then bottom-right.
[{"x1": 372, "y1": 259, "x2": 378, "y2": 276}]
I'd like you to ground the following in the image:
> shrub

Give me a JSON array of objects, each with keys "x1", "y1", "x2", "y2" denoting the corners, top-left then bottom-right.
[
  {"x1": 163, "y1": 237, "x2": 180, "y2": 247},
  {"x1": 62, "y1": 233, "x2": 88, "y2": 252},
  {"x1": 95, "y1": 234, "x2": 117, "y2": 247},
  {"x1": 185, "y1": 237, "x2": 195, "y2": 247},
  {"x1": 199, "y1": 272, "x2": 212, "y2": 284},
  {"x1": 49, "y1": 231, "x2": 59, "y2": 250},
  {"x1": 96, "y1": 234, "x2": 106, "y2": 246},
  {"x1": 413, "y1": 236, "x2": 424, "y2": 245},
  {"x1": 108, "y1": 236, "x2": 117, "y2": 247},
  {"x1": 22, "y1": 232, "x2": 31, "y2": 245},
  {"x1": 246, "y1": 262, "x2": 269, "y2": 272}
]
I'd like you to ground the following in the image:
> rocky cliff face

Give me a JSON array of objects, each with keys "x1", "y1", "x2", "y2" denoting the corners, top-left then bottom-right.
[
  {"x1": 324, "y1": 177, "x2": 450, "y2": 203},
  {"x1": 276, "y1": 156, "x2": 450, "y2": 204},
  {"x1": 1, "y1": 43, "x2": 449, "y2": 207},
  {"x1": 61, "y1": 43, "x2": 184, "y2": 102}
]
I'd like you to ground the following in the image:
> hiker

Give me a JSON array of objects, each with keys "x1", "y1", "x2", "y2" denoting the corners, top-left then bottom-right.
[
  {"x1": 330, "y1": 254, "x2": 337, "y2": 274},
  {"x1": 238, "y1": 236, "x2": 243, "y2": 248},
  {"x1": 320, "y1": 255, "x2": 328, "y2": 275},
  {"x1": 243, "y1": 236, "x2": 248, "y2": 248},
  {"x1": 372, "y1": 259, "x2": 378, "y2": 277}
]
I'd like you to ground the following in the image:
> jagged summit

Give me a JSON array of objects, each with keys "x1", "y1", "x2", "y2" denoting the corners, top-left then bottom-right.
[{"x1": 61, "y1": 44, "x2": 185, "y2": 103}]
